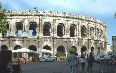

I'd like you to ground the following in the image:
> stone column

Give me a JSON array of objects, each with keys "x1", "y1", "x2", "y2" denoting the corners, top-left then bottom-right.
[
  {"x1": 78, "y1": 22, "x2": 81, "y2": 38},
  {"x1": 35, "y1": 20, "x2": 39, "y2": 37},
  {"x1": 9, "y1": 20, "x2": 16, "y2": 36},
  {"x1": 22, "y1": 18, "x2": 29, "y2": 37}
]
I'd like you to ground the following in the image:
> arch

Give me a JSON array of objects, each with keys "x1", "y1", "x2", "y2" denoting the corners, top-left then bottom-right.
[
  {"x1": 70, "y1": 24, "x2": 76, "y2": 37},
  {"x1": 81, "y1": 46, "x2": 87, "y2": 55},
  {"x1": 28, "y1": 45, "x2": 37, "y2": 51},
  {"x1": 81, "y1": 25, "x2": 87, "y2": 38},
  {"x1": 71, "y1": 46, "x2": 78, "y2": 55},
  {"x1": 97, "y1": 28, "x2": 100, "y2": 38},
  {"x1": 1, "y1": 45, "x2": 8, "y2": 50},
  {"x1": 14, "y1": 45, "x2": 22, "y2": 50},
  {"x1": 43, "y1": 22, "x2": 51, "y2": 36},
  {"x1": 57, "y1": 45, "x2": 65, "y2": 53},
  {"x1": 100, "y1": 29, "x2": 103, "y2": 38},
  {"x1": 43, "y1": 45, "x2": 51, "y2": 50},
  {"x1": 16, "y1": 22, "x2": 23, "y2": 36},
  {"x1": 91, "y1": 46, "x2": 94, "y2": 55},
  {"x1": 91, "y1": 46, "x2": 94, "y2": 51},
  {"x1": 6, "y1": 23, "x2": 10, "y2": 36},
  {"x1": 29, "y1": 22, "x2": 37, "y2": 36},
  {"x1": 71, "y1": 46, "x2": 77, "y2": 51},
  {"x1": 97, "y1": 47, "x2": 100, "y2": 55},
  {"x1": 90, "y1": 27, "x2": 94, "y2": 38},
  {"x1": 57, "y1": 23, "x2": 65, "y2": 37}
]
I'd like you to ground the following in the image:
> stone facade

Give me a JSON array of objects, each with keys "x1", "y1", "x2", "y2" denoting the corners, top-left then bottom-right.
[{"x1": 0, "y1": 9, "x2": 107, "y2": 56}]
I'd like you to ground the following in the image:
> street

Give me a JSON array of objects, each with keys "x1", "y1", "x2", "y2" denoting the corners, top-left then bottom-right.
[
  {"x1": 20, "y1": 61, "x2": 109, "y2": 73},
  {"x1": 21, "y1": 61, "x2": 70, "y2": 73}
]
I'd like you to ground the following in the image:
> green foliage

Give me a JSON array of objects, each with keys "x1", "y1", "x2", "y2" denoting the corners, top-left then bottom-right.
[
  {"x1": 56, "y1": 52, "x2": 65, "y2": 57},
  {"x1": 68, "y1": 48, "x2": 77, "y2": 53},
  {"x1": 0, "y1": 3, "x2": 7, "y2": 37}
]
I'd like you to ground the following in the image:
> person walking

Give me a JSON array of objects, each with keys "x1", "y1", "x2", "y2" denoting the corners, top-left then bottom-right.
[
  {"x1": 12, "y1": 53, "x2": 21, "y2": 73},
  {"x1": 79, "y1": 54, "x2": 86, "y2": 72},
  {"x1": 87, "y1": 52, "x2": 95, "y2": 73},
  {"x1": 0, "y1": 49, "x2": 12, "y2": 73},
  {"x1": 68, "y1": 51, "x2": 77, "y2": 73},
  {"x1": 75, "y1": 53, "x2": 80, "y2": 73}
]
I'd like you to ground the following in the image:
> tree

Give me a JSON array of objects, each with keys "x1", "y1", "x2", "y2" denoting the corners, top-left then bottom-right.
[{"x1": 0, "y1": 3, "x2": 7, "y2": 37}]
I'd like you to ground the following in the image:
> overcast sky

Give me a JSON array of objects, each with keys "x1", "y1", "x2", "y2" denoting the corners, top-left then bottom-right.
[{"x1": 1, "y1": 0, "x2": 116, "y2": 45}]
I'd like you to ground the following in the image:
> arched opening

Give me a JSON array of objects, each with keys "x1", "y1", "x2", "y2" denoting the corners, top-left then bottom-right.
[
  {"x1": 16, "y1": 22, "x2": 23, "y2": 36},
  {"x1": 6, "y1": 23, "x2": 10, "y2": 36},
  {"x1": 29, "y1": 22, "x2": 37, "y2": 36},
  {"x1": 71, "y1": 46, "x2": 78, "y2": 55},
  {"x1": 14, "y1": 45, "x2": 22, "y2": 50},
  {"x1": 43, "y1": 22, "x2": 51, "y2": 36},
  {"x1": 91, "y1": 46, "x2": 94, "y2": 54},
  {"x1": 81, "y1": 46, "x2": 87, "y2": 56},
  {"x1": 100, "y1": 30, "x2": 103, "y2": 38},
  {"x1": 28, "y1": 45, "x2": 37, "y2": 57},
  {"x1": 28, "y1": 45, "x2": 37, "y2": 51},
  {"x1": 1, "y1": 45, "x2": 8, "y2": 50},
  {"x1": 42, "y1": 45, "x2": 52, "y2": 56},
  {"x1": 81, "y1": 25, "x2": 87, "y2": 38},
  {"x1": 71, "y1": 46, "x2": 77, "y2": 51},
  {"x1": 97, "y1": 47, "x2": 100, "y2": 55},
  {"x1": 14, "y1": 45, "x2": 22, "y2": 57},
  {"x1": 43, "y1": 45, "x2": 51, "y2": 51},
  {"x1": 57, "y1": 45, "x2": 65, "y2": 56},
  {"x1": 97, "y1": 28, "x2": 100, "y2": 38},
  {"x1": 57, "y1": 23, "x2": 65, "y2": 37},
  {"x1": 90, "y1": 27, "x2": 94, "y2": 39},
  {"x1": 57, "y1": 46, "x2": 65, "y2": 53},
  {"x1": 70, "y1": 24, "x2": 76, "y2": 37}
]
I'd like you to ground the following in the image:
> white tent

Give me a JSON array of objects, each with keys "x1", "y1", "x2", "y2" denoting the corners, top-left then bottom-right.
[
  {"x1": 36, "y1": 49, "x2": 53, "y2": 53},
  {"x1": 12, "y1": 48, "x2": 35, "y2": 53}
]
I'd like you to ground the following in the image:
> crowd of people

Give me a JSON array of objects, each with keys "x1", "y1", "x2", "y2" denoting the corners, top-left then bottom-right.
[{"x1": 68, "y1": 51, "x2": 95, "y2": 73}]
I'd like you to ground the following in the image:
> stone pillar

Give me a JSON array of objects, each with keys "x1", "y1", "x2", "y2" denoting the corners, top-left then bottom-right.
[
  {"x1": 22, "y1": 18, "x2": 29, "y2": 37},
  {"x1": 78, "y1": 22, "x2": 81, "y2": 38},
  {"x1": 9, "y1": 20, "x2": 16, "y2": 36}
]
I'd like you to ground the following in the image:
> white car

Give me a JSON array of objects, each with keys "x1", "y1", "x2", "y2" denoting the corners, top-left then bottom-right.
[
  {"x1": 39, "y1": 56, "x2": 55, "y2": 62},
  {"x1": 104, "y1": 55, "x2": 111, "y2": 59},
  {"x1": 94, "y1": 55, "x2": 104, "y2": 63}
]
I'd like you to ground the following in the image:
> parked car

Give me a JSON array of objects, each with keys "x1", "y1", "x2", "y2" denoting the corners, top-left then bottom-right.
[
  {"x1": 94, "y1": 55, "x2": 104, "y2": 63},
  {"x1": 104, "y1": 55, "x2": 112, "y2": 59},
  {"x1": 39, "y1": 56, "x2": 55, "y2": 62}
]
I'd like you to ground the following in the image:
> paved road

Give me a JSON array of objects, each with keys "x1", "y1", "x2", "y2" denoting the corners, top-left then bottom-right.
[
  {"x1": 20, "y1": 61, "x2": 115, "y2": 73},
  {"x1": 21, "y1": 61, "x2": 70, "y2": 73}
]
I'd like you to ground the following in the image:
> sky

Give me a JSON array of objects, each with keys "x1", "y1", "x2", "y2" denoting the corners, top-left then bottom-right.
[{"x1": 0, "y1": 0, "x2": 116, "y2": 45}]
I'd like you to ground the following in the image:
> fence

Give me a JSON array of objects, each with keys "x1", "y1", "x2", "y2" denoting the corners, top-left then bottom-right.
[{"x1": 99, "y1": 59, "x2": 116, "y2": 73}]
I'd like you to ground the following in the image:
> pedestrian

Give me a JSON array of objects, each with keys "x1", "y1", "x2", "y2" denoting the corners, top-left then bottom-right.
[
  {"x1": 0, "y1": 48, "x2": 12, "y2": 73},
  {"x1": 68, "y1": 51, "x2": 77, "y2": 73},
  {"x1": 74, "y1": 53, "x2": 80, "y2": 73},
  {"x1": 12, "y1": 53, "x2": 21, "y2": 73},
  {"x1": 79, "y1": 54, "x2": 86, "y2": 72},
  {"x1": 87, "y1": 52, "x2": 95, "y2": 73}
]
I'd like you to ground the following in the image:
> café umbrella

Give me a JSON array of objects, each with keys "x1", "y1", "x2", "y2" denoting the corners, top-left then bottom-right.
[
  {"x1": 36, "y1": 49, "x2": 53, "y2": 53},
  {"x1": 12, "y1": 48, "x2": 35, "y2": 53}
]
